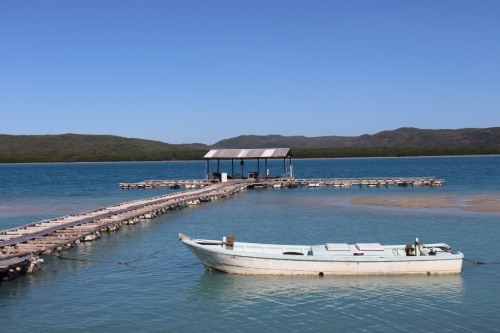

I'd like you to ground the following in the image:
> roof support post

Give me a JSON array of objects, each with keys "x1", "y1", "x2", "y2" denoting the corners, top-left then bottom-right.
[
  {"x1": 265, "y1": 158, "x2": 268, "y2": 179},
  {"x1": 231, "y1": 159, "x2": 234, "y2": 179},
  {"x1": 206, "y1": 159, "x2": 210, "y2": 180}
]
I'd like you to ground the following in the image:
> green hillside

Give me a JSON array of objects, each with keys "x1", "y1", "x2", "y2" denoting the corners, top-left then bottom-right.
[
  {"x1": 212, "y1": 127, "x2": 500, "y2": 149},
  {"x1": 0, "y1": 134, "x2": 205, "y2": 163},
  {"x1": 0, "y1": 127, "x2": 499, "y2": 163}
]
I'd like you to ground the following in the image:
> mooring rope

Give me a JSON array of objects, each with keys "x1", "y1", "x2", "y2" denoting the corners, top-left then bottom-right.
[
  {"x1": 52, "y1": 243, "x2": 500, "y2": 266},
  {"x1": 52, "y1": 239, "x2": 180, "y2": 265},
  {"x1": 117, "y1": 239, "x2": 180, "y2": 265},
  {"x1": 464, "y1": 258, "x2": 500, "y2": 265}
]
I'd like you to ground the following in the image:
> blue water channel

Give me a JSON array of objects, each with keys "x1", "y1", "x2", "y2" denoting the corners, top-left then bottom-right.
[{"x1": 1, "y1": 156, "x2": 499, "y2": 332}]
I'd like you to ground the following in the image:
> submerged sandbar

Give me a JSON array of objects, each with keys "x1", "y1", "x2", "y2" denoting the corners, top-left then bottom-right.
[{"x1": 350, "y1": 195, "x2": 500, "y2": 213}]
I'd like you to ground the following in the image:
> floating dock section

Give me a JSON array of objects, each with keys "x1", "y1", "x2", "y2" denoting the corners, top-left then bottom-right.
[
  {"x1": 0, "y1": 181, "x2": 250, "y2": 283},
  {"x1": 120, "y1": 177, "x2": 443, "y2": 190},
  {"x1": 1, "y1": 175, "x2": 442, "y2": 283}
]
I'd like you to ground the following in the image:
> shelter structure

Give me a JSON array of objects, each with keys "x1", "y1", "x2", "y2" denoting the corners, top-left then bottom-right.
[{"x1": 204, "y1": 148, "x2": 293, "y2": 181}]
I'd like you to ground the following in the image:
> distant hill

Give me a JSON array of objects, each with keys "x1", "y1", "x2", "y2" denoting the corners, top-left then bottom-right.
[
  {"x1": 0, "y1": 127, "x2": 499, "y2": 162},
  {"x1": 0, "y1": 133, "x2": 175, "y2": 153},
  {"x1": 0, "y1": 134, "x2": 206, "y2": 162},
  {"x1": 211, "y1": 127, "x2": 500, "y2": 149}
]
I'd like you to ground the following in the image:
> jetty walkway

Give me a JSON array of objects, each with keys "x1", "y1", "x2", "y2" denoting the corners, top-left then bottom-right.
[
  {"x1": 120, "y1": 176, "x2": 443, "y2": 189},
  {"x1": 1, "y1": 175, "x2": 441, "y2": 283},
  {"x1": 0, "y1": 180, "x2": 251, "y2": 283}
]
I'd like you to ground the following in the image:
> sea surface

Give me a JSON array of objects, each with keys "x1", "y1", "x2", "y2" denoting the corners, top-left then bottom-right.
[{"x1": 1, "y1": 156, "x2": 499, "y2": 332}]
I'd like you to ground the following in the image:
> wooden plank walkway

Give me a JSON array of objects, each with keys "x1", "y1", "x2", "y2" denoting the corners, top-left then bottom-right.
[
  {"x1": 119, "y1": 179, "x2": 212, "y2": 189},
  {"x1": 0, "y1": 181, "x2": 251, "y2": 283},
  {"x1": 121, "y1": 176, "x2": 444, "y2": 190},
  {"x1": 0, "y1": 175, "x2": 443, "y2": 283},
  {"x1": 280, "y1": 176, "x2": 443, "y2": 187}
]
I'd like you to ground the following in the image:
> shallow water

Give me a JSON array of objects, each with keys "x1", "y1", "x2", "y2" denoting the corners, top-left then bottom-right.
[{"x1": 1, "y1": 156, "x2": 499, "y2": 332}]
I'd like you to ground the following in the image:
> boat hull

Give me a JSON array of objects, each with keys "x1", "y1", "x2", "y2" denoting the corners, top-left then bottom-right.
[{"x1": 181, "y1": 237, "x2": 463, "y2": 276}]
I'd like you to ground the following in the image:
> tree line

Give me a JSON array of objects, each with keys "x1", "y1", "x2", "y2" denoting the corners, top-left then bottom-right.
[{"x1": 1, "y1": 146, "x2": 499, "y2": 163}]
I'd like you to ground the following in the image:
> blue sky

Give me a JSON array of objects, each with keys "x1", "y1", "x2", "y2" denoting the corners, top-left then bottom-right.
[{"x1": 1, "y1": 0, "x2": 499, "y2": 144}]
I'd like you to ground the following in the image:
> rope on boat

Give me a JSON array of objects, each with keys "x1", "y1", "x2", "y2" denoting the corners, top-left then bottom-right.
[
  {"x1": 52, "y1": 239, "x2": 181, "y2": 265},
  {"x1": 52, "y1": 242, "x2": 500, "y2": 266},
  {"x1": 464, "y1": 258, "x2": 500, "y2": 265}
]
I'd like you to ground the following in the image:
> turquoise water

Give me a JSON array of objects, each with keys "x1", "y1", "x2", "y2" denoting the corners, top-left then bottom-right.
[{"x1": 1, "y1": 157, "x2": 499, "y2": 332}]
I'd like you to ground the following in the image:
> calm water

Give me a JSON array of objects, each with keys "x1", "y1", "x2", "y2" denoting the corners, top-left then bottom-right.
[{"x1": 1, "y1": 157, "x2": 499, "y2": 332}]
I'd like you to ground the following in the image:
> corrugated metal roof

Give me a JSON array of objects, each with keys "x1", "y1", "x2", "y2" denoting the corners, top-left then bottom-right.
[{"x1": 204, "y1": 148, "x2": 291, "y2": 159}]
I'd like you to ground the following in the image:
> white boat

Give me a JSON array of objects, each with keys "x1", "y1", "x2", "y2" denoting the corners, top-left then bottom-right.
[{"x1": 179, "y1": 233, "x2": 463, "y2": 276}]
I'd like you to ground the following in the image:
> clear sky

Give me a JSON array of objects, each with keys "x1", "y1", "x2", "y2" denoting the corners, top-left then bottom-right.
[{"x1": 1, "y1": 1, "x2": 499, "y2": 144}]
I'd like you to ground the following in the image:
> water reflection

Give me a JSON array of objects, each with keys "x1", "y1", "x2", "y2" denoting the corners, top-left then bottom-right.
[
  {"x1": 180, "y1": 272, "x2": 465, "y2": 332},
  {"x1": 188, "y1": 272, "x2": 464, "y2": 305}
]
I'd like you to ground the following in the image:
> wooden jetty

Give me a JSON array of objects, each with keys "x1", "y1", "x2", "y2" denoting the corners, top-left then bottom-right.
[
  {"x1": 121, "y1": 176, "x2": 444, "y2": 190},
  {"x1": 290, "y1": 177, "x2": 444, "y2": 187},
  {"x1": 119, "y1": 179, "x2": 212, "y2": 190},
  {"x1": 0, "y1": 181, "x2": 251, "y2": 283},
  {"x1": 0, "y1": 174, "x2": 443, "y2": 283}
]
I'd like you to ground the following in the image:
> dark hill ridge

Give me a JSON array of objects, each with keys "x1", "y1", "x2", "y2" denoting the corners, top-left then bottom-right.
[
  {"x1": 0, "y1": 127, "x2": 499, "y2": 162},
  {"x1": 211, "y1": 127, "x2": 500, "y2": 149},
  {"x1": 0, "y1": 133, "x2": 205, "y2": 163},
  {"x1": 0, "y1": 133, "x2": 179, "y2": 154}
]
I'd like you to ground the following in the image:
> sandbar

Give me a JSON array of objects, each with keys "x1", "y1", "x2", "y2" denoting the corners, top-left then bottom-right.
[{"x1": 350, "y1": 195, "x2": 500, "y2": 213}]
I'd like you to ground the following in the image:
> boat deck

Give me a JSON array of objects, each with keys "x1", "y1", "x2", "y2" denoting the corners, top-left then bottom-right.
[{"x1": 223, "y1": 241, "x2": 454, "y2": 258}]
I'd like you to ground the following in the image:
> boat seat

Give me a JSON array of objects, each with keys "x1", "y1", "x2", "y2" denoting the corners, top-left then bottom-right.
[
  {"x1": 311, "y1": 245, "x2": 328, "y2": 255},
  {"x1": 349, "y1": 245, "x2": 364, "y2": 255},
  {"x1": 326, "y1": 243, "x2": 350, "y2": 251},
  {"x1": 356, "y1": 243, "x2": 384, "y2": 251},
  {"x1": 312, "y1": 244, "x2": 352, "y2": 256}
]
